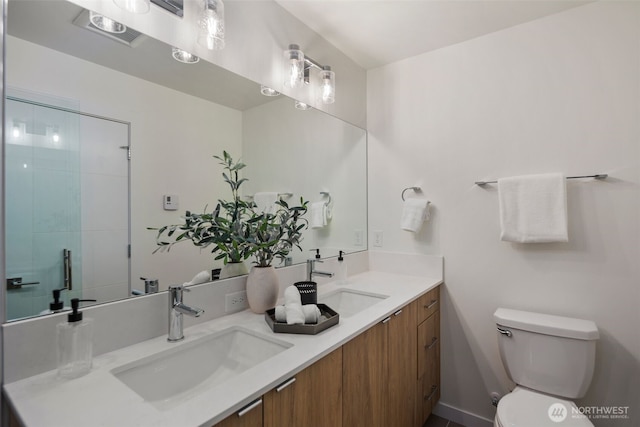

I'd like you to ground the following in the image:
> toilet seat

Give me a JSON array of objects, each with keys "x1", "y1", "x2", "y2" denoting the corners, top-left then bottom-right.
[{"x1": 495, "y1": 387, "x2": 594, "y2": 427}]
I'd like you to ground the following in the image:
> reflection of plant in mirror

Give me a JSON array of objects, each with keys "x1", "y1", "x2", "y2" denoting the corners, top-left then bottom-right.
[{"x1": 148, "y1": 151, "x2": 308, "y2": 267}]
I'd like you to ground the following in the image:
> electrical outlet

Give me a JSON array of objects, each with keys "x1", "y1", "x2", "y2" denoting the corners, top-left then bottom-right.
[
  {"x1": 225, "y1": 290, "x2": 249, "y2": 313},
  {"x1": 373, "y1": 230, "x2": 383, "y2": 247},
  {"x1": 354, "y1": 229, "x2": 364, "y2": 246}
]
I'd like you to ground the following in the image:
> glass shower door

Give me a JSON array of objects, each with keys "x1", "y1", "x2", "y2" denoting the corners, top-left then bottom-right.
[{"x1": 5, "y1": 97, "x2": 130, "y2": 320}]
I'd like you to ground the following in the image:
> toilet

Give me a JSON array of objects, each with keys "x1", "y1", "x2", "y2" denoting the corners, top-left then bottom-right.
[{"x1": 493, "y1": 308, "x2": 599, "y2": 427}]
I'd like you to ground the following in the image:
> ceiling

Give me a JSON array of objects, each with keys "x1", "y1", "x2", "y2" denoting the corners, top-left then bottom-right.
[{"x1": 275, "y1": 0, "x2": 591, "y2": 69}]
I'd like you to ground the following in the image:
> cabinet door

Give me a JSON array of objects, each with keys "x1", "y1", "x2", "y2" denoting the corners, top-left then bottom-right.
[
  {"x1": 388, "y1": 302, "x2": 417, "y2": 427},
  {"x1": 342, "y1": 319, "x2": 389, "y2": 427},
  {"x1": 417, "y1": 287, "x2": 440, "y2": 325},
  {"x1": 417, "y1": 311, "x2": 440, "y2": 424},
  {"x1": 264, "y1": 347, "x2": 343, "y2": 427},
  {"x1": 214, "y1": 398, "x2": 263, "y2": 427}
]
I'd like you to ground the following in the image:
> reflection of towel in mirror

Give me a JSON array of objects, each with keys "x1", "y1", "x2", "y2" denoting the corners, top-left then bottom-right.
[
  {"x1": 310, "y1": 202, "x2": 327, "y2": 228},
  {"x1": 254, "y1": 192, "x2": 279, "y2": 214},
  {"x1": 498, "y1": 173, "x2": 568, "y2": 243},
  {"x1": 401, "y1": 199, "x2": 430, "y2": 233}
]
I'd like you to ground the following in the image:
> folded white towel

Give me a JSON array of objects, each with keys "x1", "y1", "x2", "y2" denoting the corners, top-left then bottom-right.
[
  {"x1": 275, "y1": 305, "x2": 287, "y2": 322},
  {"x1": 285, "y1": 302, "x2": 305, "y2": 325},
  {"x1": 310, "y1": 202, "x2": 327, "y2": 229},
  {"x1": 498, "y1": 173, "x2": 568, "y2": 243},
  {"x1": 302, "y1": 304, "x2": 321, "y2": 323},
  {"x1": 254, "y1": 192, "x2": 279, "y2": 215},
  {"x1": 401, "y1": 198, "x2": 430, "y2": 233},
  {"x1": 284, "y1": 285, "x2": 302, "y2": 305}
]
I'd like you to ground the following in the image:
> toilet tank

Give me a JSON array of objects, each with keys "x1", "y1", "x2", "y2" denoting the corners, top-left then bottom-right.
[{"x1": 494, "y1": 308, "x2": 599, "y2": 399}]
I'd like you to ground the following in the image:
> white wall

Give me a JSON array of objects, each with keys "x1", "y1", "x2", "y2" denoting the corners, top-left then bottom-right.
[
  {"x1": 367, "y1": 2, "x2": 639, "y2": 425},
  {"x1": 7, "y1": 36, "x2": 243, "y2": 291},
  {"x1": 71, "y1": 0, "x2": 367, "y2": 128}
]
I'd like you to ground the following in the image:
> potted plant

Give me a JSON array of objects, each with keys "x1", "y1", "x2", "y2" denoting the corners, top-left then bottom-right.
[
  {"x1": 243, "y1": 198, "x2": 308, "y2": 313},
  {"x1": 149, "y1": 151, "x2": 255, "y2": 278},
  {"x1": 149, "y1": 151, "x2": 308, "y2": 312}
]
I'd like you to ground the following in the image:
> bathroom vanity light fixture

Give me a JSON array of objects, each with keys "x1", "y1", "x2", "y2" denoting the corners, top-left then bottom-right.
[
  {"x1": 197, "y1": 0, "x2": 225, "y2": 50},
  {"x1": 260, "y1": 85, "x2": 280, "y2": 96},
  {"x1": 283, "y1": 44, "x2": 336, "y2": 104},
  {"x1": 171, "y1": 47, "x2": 200, "y2": 64},
  {"x1": 89, "y1": 11, "x2": 126, "y2": 33},
  {"x1": 113, "y1": 0, "x2": 150, "y2": 14}
]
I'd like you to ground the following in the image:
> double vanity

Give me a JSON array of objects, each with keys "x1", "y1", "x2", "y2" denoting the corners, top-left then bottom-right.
[{"x1": 4, "y1": 256, "x2": 442, "y2": 427}]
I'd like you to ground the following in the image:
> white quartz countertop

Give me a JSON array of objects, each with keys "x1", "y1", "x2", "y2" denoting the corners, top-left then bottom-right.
[{"x1": 4, "y1": 271, "x2": 442, "y2": 427}]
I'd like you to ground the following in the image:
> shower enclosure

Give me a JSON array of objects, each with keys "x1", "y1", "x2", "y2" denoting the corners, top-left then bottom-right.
[{"x1": 5, "y1": 95, "x2": 130, "y2": 320}]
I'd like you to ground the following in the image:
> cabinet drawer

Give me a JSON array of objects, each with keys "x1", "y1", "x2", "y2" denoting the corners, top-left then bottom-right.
[
  {"x1": 417, "y1": 312, "x2": 439, "y2": 380},
  {"x1": 417, "y1": 286, "x2": 439, "y2": 324}
]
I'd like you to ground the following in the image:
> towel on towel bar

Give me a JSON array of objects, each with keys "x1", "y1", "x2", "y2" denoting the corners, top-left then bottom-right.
[
  {"x1": 498, "y1": 173, "x2": 568, "y2": 243},
  {"x1": 401, "y1": 198, "x2": 430, "y2": 233},
  {"x1": 310, "y1": 201, "x2": 328, "y2": 229}
]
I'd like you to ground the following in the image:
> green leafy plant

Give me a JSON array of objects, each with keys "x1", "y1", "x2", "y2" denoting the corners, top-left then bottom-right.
[{"x1": 149, "y1": 151, "x2": 308, "y2": 267}]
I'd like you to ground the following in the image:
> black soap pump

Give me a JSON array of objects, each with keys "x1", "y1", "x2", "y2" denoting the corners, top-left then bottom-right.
[
  {"x1": 41, "y1": 288, "x2": 70, "y2": 315},
  {"x1": 337, "y1": 251, "x2": 348, "y2": 285},
  {"x1": 56, "y1": 298, "x2": 96, "y2": 379}
]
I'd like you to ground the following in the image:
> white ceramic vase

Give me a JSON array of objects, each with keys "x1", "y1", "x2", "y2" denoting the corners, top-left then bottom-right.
[
  {"x1": 246, "y1": 266, "x2": 279, "y2": 314},
  {"x1": 219, "y1": 261, "x2": 249, "y2": 280}
]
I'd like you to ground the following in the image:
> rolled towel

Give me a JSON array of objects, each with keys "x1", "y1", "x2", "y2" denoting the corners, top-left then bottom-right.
[
  {"x1": 274, "y1": 305, "x2": 286, "y2": 322},
  {"x1": 285, "y1": 302, "x2": 305, "y2": 325},
  {"x1": 302, "y1": 304, "x2": 321, "y2": 324},
  {"x1": 188, "y1": 270, "x2": 210, "y2": 285},
  {"x1": 284, "y1": 286, "x2": 302, "y2": 305}
]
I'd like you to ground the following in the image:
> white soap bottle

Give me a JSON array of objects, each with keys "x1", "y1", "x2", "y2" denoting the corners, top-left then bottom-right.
[
  {"x1": 336, "y1": 250, "x2": 348, "y2": 285},
  {"x1": 56, "y1": 298, "x2": 95, "y2": 379}
]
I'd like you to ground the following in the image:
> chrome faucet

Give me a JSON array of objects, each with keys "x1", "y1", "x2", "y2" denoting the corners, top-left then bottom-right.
[
  {"x1": 307, "y1": 258, "x2": 335, "y2": 282},
  {"x1": 168, "y1": 285, "x2": 204, "y2": 342}
]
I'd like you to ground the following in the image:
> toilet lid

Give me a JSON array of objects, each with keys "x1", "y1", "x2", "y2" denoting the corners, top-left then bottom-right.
[{"x1": 496, "y1": 388, "x2": 594, "y2": 427}]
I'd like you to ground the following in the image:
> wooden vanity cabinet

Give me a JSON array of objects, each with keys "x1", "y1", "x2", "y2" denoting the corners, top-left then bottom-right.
[
  {"x1": 263, "y1": 347, "x2": 342, "y2": 427},
  {"x1": 215, "y1": 285, "x2": 441, "y2": 427},
  {"x1": 214, "y1": 348, "x2": 342, "y2": 427},
  {"x1": 416, "y1": 286, "x2": 441, "y2": 425},
  {"x1": 342, "y1": 297, "x2": 420, "y2": 427}
]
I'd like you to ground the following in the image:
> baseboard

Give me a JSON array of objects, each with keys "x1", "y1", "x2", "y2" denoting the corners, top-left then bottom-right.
[{"x1": 433, "y1": 402, "x2": 494, "y2": 427}]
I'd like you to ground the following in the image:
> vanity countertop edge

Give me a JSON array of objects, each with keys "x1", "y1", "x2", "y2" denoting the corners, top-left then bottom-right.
[{"x1": 3, "y1": 270, "x2": 443, "y2": 427}]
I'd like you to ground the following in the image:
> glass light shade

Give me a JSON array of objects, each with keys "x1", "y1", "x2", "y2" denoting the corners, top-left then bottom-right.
[
  {"x1": 319, "y1": 66, "x2": 335, "y2": 104},
  {"x1": 197, "y1": 0, "x2": 225, "y2": 50},
  {"x1": 283, "y1": 44, "x2": 305, "y2": 89},
  {"x1": 171, "y1": 47, "x2": 200, "y2": 64},
  {"x1": 260, "y1": 85, "x2": 280, "y2": 97},
  {"x1": 89, "y1": 11, "x2": 126, "y2": 34},
  {"x1": 113, "y1": 0, "x2": 150, "y2": 14},
  {"x1": 294, "y1": 100, "x2": 311, "y2": 110}
]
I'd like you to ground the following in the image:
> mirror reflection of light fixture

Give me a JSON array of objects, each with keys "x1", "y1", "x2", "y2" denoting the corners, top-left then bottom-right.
[
  {"x1": 113, "y1": 0, "x2": 150, "y2": 14},
  {"x1": 89, "y1": 11, "x2": 126, "y2": 34},
  {"x1": 284, "y1": 44, "x2": 336, "y2": 105},
  {"x1": 171, "y1": 47, "x2": 200, "y2": 64},
  {"x1": 283, "y1": 44, "x2": 304, "y2": 89},
  {"x1": 197, "y1": 0, "x2": 225, "y2": 51},
  {"x1": 294, "y1": 100, "x2": 311, "y2": 110},
  {"x1": 260, "y1": 85, "x2": 280, "y2": 97}
]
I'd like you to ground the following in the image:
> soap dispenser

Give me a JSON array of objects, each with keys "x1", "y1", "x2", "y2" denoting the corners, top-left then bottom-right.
[
  {"x1": 336, "y1": 250, "x2": 348, "y2": 285},
  {"x1": 40, "y1": 288, "x2": 70, "y2": 315},
  {"x1": 56, "y1": 298, "x2": 96, "y2": 379}
]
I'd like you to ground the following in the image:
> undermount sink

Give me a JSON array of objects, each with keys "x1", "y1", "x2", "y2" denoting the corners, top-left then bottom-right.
[
  {"x1": 111, "y1": 326, "x2": 292, "y2": 409},
  {"x1": 319, "y1": 289, "x2": 389, "y2": 318}
]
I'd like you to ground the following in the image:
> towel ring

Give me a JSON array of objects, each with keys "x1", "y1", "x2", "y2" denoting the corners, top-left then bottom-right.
[
  {"x1": 401, "y1": 187, "x2": 422, "y2": 201},
  {"x1": 320, "y1": 191, "x2": 332, "y2": 205}
]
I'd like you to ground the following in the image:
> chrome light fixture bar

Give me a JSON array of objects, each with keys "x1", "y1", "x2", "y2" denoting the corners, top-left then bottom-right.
[{"x1": 284, "y1": 44, "x2": 336, "y2": 105}]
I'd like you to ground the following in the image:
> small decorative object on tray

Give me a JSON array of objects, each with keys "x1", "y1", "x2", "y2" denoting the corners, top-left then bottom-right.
[
  {"x1": 265, "y1": 304, "x2": 339, "y2": 335},
  {"x1": 293, "y1": 281, "x2": 317, "y2": 304}
]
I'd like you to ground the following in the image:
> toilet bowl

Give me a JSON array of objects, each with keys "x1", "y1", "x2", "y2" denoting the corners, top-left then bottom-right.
[{"x1": 493, "y1": 308, "x2": 599, "y2": 427}]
